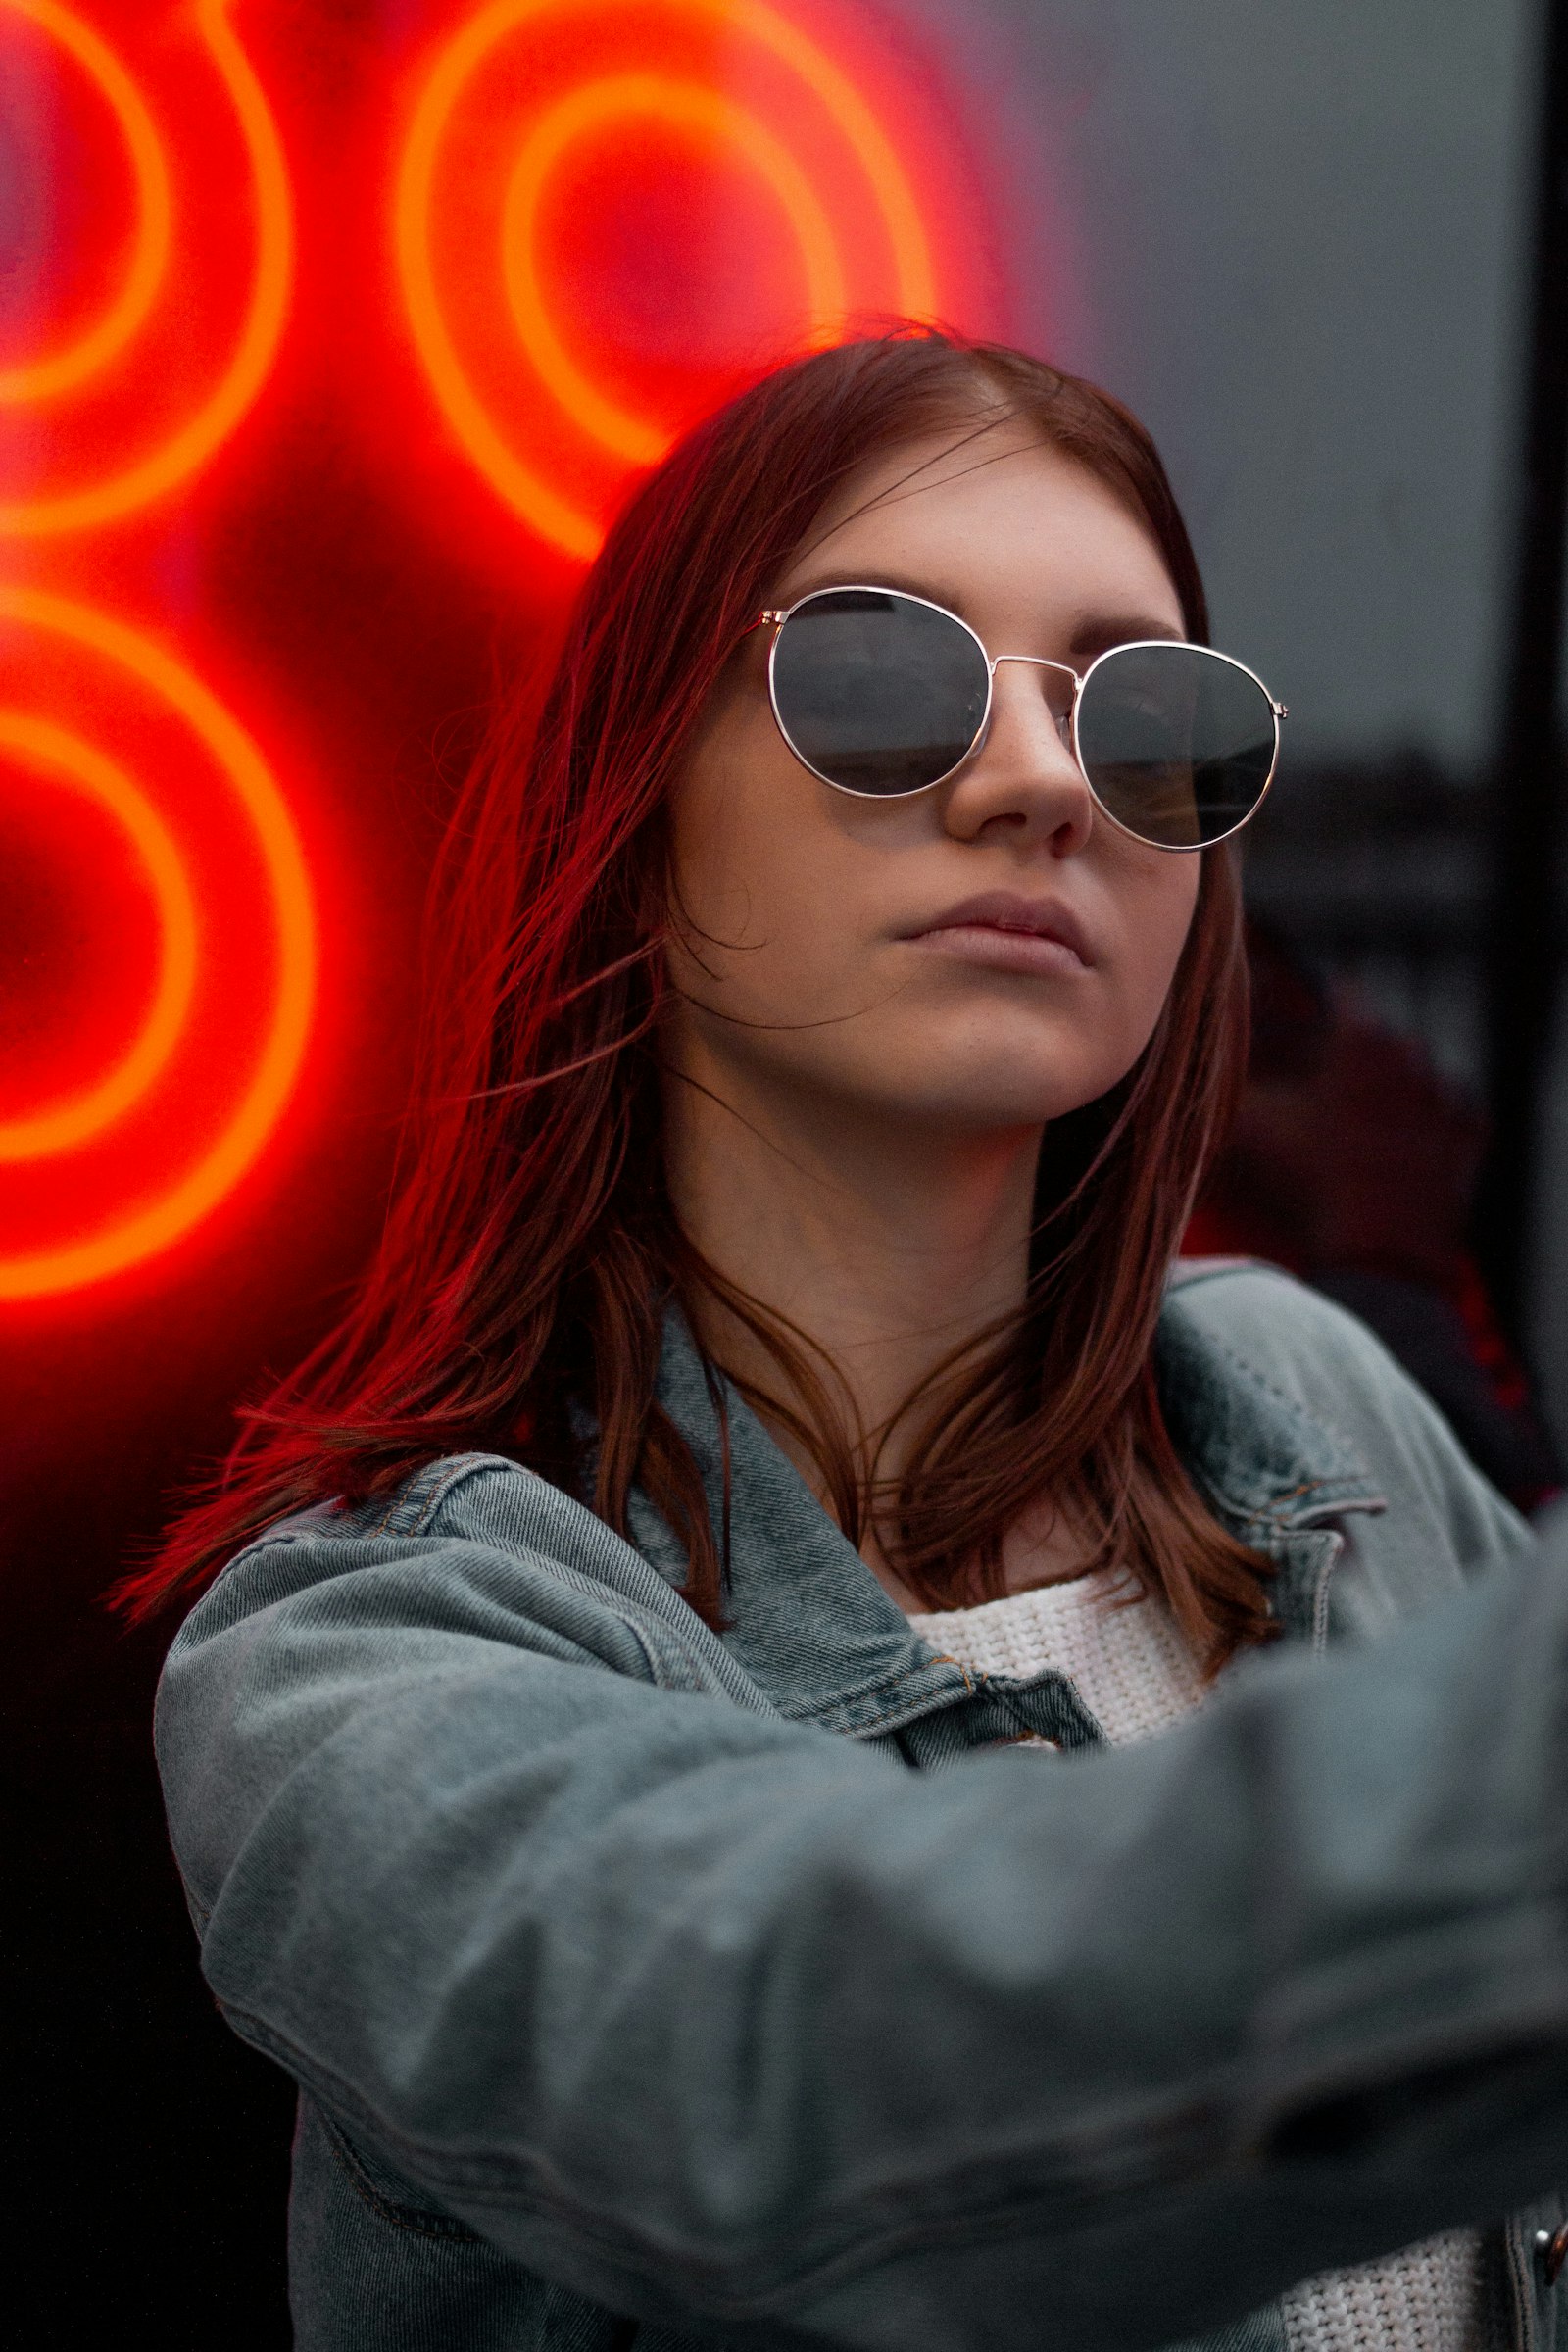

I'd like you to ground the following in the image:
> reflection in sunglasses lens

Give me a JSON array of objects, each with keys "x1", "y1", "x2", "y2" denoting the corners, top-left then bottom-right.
[
  {"x1": 772, "y1": 589, "x2": 990, "y2": 796},
  {"x1": 1076, "y1": 644, "x2": 1275, "y2": 847}
]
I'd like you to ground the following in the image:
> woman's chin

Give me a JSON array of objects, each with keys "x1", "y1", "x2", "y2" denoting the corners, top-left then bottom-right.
[
  {"x1": 863, "y1": 1063, "x2": 1114, "y2": 1133},
  {"x1": 858, "y1": 1021, "x2": 1140, "y2": 1131}
]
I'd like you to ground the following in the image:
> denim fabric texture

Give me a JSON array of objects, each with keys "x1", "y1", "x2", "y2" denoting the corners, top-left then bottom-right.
[{"x1": 156, "y1": 1263, "x2": 1568, "y2": 2350}]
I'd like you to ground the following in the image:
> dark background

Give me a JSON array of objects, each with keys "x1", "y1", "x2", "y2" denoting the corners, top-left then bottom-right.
[{"x1": 6, "y1": 0, "x2": 1568, "y2": 2337}]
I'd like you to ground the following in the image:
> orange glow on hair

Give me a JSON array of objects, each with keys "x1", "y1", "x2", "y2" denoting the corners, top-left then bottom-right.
[
  {"x1": 395, "y1": 0, "x2": 943, "y2": 559},
  {"x1": 0, "y1": 592, "x2": 316, "y2": 1299},
  {"x1": 0, "y1": 0, "x2": 292, "y2": 536}
]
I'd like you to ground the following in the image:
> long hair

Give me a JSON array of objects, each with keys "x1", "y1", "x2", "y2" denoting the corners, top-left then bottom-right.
[{"x1": 123, "y1": 327, "x2": 1272, "y2": 1672}]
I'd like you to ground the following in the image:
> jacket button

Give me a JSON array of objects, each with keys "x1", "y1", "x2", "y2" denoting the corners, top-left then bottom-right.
[{"x1": 1533, "y1": 2225, "x2": 1568, "y2": 2284}]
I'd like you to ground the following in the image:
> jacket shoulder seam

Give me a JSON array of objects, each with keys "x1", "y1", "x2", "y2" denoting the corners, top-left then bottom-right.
[{"x1": 371, "y1": 1451, "x2": 535, "y2": 1539}]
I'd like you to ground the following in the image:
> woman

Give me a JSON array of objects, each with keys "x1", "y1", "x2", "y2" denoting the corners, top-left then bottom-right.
[{"x1": 143, "y1": 331, "x2": 1568, "y2": 2351}]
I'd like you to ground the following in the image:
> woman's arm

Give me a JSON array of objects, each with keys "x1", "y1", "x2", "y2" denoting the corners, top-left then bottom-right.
[{"x1": 158, "y1": 1469, "x2": 1568, "y2": 2352}]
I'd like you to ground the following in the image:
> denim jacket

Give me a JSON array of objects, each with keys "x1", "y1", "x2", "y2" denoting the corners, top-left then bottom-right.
[{"x1": 156, "y1": 1263, "x2": 1568, "y2": 2351}]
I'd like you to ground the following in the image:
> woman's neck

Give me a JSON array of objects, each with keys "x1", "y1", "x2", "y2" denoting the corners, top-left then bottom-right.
[{"x1": 661, "y1": 1051, "x2": 1042, "y2": 1487}]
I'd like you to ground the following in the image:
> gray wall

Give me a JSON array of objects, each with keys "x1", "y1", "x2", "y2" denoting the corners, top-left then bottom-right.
[{"x1": 908, "y1": 0, "x2": 1537, "y2": 768}]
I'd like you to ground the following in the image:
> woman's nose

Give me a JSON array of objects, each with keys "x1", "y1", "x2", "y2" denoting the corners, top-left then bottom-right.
[{"x1": 940, "y1": 658, "x2": 1096, "y2": 851}]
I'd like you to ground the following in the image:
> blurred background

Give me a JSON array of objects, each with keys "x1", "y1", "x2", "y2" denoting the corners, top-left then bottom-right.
[{"x1": 5, "y1": 0, "x2": 1566, "y2": 2335}]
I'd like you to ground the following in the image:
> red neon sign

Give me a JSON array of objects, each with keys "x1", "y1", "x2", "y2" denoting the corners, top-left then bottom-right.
[
  {"x1": 395, "y1": 0, "x2": 946, "y2": 558},
  {"x1": 1, "y1": 3, "x2": 309, "y2": 1298},
  {"x1": 0, "y1": 0, "x2": 291, "y2": 537},
  {"x1": 0, "y1": 1, "x2": 172, "y2": 408},
  {"x1": 3, "y1": 0, "x2": 977, "y2": 1302},
  {"x1": 0, "y1": 710, "x2": 197, "y2": 1162},
  {"x1": 0, "y1": 590, "x2": 316, "y2": 1299}
]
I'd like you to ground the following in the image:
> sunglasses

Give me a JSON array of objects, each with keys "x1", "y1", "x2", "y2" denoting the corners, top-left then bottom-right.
[{"x1": 753, "y1": 585, "x2": 1287, "y2": 851}]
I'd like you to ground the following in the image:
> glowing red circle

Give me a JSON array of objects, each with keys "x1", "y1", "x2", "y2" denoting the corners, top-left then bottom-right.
[
  {"x1": 396, "y1": 0, "x2": 939, "y2": 559},
  {"x1": 501, "y1": 73, "x2": 847, "y2": 466},
  {"x1": 0, "y1": 0, "x2": 172, "y2": 405},
  {"x1": 0, "y1": 711, "x2": 197, "y2": 1160},
  {"x1": 0, "y1": 591, "x2": 316, "y2": 1300},
  {"x1": 0, "y1": 0, "x2": 292, "y2": 537}
]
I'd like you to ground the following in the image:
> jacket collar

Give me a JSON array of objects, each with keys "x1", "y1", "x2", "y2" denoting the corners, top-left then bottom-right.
[
  {"x1": 1155, "y1": 1268, "x2": 1386, "y2": 1537},
  {"x1": 624, "y1": 1288, "x2": 1383, "y2": 1738},
  {"x1": 625, "y1": 1315, "x2": 962, "y2": 1738}
]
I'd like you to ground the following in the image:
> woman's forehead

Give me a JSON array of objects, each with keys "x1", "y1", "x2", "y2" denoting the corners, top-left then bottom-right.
[{"x1": 775, "y1": 425, "x2": 1184, "y2": 637}]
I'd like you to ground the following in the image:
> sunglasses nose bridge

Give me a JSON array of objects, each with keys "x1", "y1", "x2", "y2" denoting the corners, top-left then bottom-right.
[{"x1": 987, "y1": 653, "x2": 1082, "y2": 749}]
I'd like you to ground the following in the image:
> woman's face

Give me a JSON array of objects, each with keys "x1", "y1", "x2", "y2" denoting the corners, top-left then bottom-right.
[{"x1": 664, "y1": 420, "x2": 1201, "y2": 1139}]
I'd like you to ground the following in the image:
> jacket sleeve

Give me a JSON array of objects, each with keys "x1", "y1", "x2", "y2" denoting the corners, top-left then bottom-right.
[{"x1": 157, "y1": 1468, "x2": 1568, "y2": 2352}]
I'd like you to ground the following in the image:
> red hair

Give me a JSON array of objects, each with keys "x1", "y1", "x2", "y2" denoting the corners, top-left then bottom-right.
[{"x1": 123, "y1": 328, "x2": 1273, "y2": 1671}]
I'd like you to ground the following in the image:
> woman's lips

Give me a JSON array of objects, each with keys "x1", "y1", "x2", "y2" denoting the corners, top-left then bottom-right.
[
  {"x1": 904, "y1": 892, "x2": 1094, "y2": 977},
  {"x1": 914, "y1": 926, "x2": 1090, "y2": 977}
]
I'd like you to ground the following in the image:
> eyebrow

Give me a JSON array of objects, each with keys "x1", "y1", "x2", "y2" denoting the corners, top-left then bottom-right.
[
  {"x1": 773, "y1": 570, "x2": 1188, "y2": 658},
  {"x1": 1068, "y1": 612, "x2": 1187, "y2": 659},
  {"x1": 778, "y1": 564, "x2": 972, "y2": 612}
]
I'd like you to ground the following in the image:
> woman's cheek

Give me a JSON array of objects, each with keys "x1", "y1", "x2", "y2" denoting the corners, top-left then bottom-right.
[
  {"x1": 1090, "y1": 891, "x2": 1196, "y2": 1075},
  {"x1": 1127, "y1": 862, "x2": 1201, "y2": 1004}
]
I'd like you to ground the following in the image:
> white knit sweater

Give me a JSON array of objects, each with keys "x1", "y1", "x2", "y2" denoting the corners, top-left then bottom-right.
[{"x1": 906, "y1": 1574, "x2": 1501, "y2": 2352}]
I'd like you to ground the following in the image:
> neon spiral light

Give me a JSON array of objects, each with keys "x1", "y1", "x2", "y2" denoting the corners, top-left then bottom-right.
[
  {"x1": 0, "y1": 591, "x2": 317, "y2": 1299},
  {"x1": 0, "y1": 0, "x2": 293, "y2": 536},
  {"x1": 396, "y1": 0, "x2": 940, "y2": 559}
]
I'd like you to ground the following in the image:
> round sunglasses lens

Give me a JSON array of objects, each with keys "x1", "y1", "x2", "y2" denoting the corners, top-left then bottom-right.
[
  {"x1": 771, "y1": 589, "x2": 990, "y2": 795},
  {"x1": 1075, "y1": 643, "x2": 1277, "y2": 848}
]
